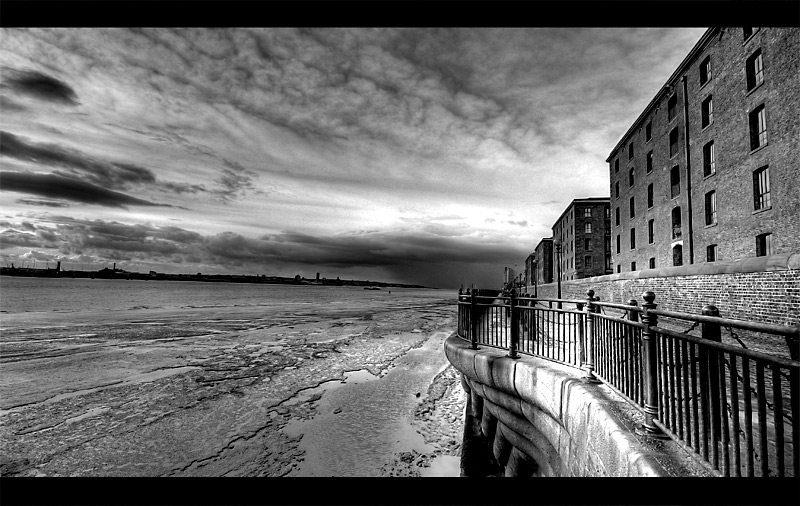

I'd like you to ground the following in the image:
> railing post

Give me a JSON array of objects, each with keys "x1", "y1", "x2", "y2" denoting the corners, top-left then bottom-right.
[
  {"x1": 508, "y1": 290, "x2": 519, "y2": 359},
  {"x1": 627, "y1": 299, "x2": 639, "y2": 322},
  {"x1": 701, "y1": 305, "x2": 722, "y2": 455},
  {"x1": 639, "y1": 291, "x2": 666, "y2": 437},
  {"x1": 581, "y1": 289, "x2": 600, "y2": 383},
  {"x1": 470, "y1": 290, "x2": 479, "y2": 350},
  {"x1": 576, "y1": 301, "x2": 585, "y2": 367}
]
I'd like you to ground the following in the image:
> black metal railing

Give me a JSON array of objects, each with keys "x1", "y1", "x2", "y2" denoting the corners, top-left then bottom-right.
[{"x1": 456, "y1": 288, "x2": 799, "y2": 478}]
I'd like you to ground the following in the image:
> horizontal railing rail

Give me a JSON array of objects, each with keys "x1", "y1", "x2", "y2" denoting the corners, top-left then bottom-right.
[{"x1": 455, "y1": 287, "x2": 799, "y2": 478}]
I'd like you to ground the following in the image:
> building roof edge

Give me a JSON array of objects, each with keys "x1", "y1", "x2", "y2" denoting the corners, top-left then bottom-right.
[
  {"x1": 605, "y1": 27, "x2": 720, "y2": 163},
  {"x1": 552, "y1": 197, "x2": 611, "y2": 233}
]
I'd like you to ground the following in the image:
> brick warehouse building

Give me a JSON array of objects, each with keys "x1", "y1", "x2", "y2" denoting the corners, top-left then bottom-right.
[
  {"x1": 525, "y1": 237, "x2": 553, "y2": 294},
  {"x1": 607, "y1": 27, "x2": 799, "y2": 273},
  {"x1": 551, "y1": 198, "x2": 612, "y2": 281}
]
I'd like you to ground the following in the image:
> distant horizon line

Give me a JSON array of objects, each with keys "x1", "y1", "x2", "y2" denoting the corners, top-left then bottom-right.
[{"x1": 0, "y1": 263, "x2": 437, "y2": 289}]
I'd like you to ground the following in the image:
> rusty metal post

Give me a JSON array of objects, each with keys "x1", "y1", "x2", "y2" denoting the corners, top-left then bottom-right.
[
  {"x1": 639, "y1": 291, "x2": 666, "y2": 437},
  {"x1": 508, "y1": 289, "x2": 519, "y2": 358},
  {"x1": 470, "y1": 290, "x2": 479, "y2": 350},
  {"x1": 582, "y1": 289, "x2": 600, "y2": 383}
]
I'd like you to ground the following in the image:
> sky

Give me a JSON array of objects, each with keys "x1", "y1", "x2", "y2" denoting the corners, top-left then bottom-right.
[{"x1": 0, "y1": 27, "x2": 707, "y2": 289}]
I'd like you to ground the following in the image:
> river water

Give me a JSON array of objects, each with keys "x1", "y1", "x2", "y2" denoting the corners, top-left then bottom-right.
[{"x1": 0, "y1": 276, "x2": 465, "y2": 476}]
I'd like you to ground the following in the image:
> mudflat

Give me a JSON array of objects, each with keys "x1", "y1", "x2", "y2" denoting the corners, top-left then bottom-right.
[{"x1": 0, "y1": 297, "x2": 466, "y2": 476}]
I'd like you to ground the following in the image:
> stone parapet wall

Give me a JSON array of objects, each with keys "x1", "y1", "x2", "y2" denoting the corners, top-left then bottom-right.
[
  {"x1": 529, "y1": 252, "x2": 800, "y2": 326},
  {"x1": 444, "y1": 335, "x2": 707, "y2": 477}
]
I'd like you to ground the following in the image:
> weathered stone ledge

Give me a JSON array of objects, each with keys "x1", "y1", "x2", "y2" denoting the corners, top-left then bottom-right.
[{"x1": 445, "y1": 335, "x2": 709, "y2": 477}]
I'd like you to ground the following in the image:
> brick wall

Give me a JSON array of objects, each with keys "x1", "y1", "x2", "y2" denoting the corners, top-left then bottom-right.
[{"x1": 529, "y1": 252, "x2": 800, "y2": 327}]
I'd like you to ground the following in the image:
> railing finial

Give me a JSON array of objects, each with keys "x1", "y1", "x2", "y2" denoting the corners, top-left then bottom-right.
[{"x1": 642, "y1": 291, "x2": 656, "y2": 305}]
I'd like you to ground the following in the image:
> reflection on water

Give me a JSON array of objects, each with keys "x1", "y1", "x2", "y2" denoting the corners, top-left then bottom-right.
[
  {"x1": 420, "y1": 455, "x2": 461, "y2": 477},
  {"x1": 282, "y1": 334, "x2": 454, "y2": 476}
]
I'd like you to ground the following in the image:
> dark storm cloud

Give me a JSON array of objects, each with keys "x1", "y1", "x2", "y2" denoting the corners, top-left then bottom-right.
[
  {"x1": 1, "y1": 214, "x2": 524, "y2": 287},
  {"x1": 205, "y1": 229, "x2": 527, "y2": 287},
  {"x1": 1, "y1": 172, "x2": 173, "y2": 209},
  {"x1": 1, "y1": 217, "x2": 205, "y2": 262},
  {"x1": 0, "y1": 229, "x2": 41, "y2": 249},
  {"x1": 214, "y1": 160, "x2": 258, "y2": 200},
  {"x1": 0, "y1": 131, "x2": 210, "y2": 199},
  {"x1": 0, "y1": 96, "x2": 28, "y2": 112},
  {"x1": 0, "y1": 131, "x2": 156, "y2": 189},
  {"x1": 14, "y1": 198, "x2": 70, "y2": 207},
  {"x1": 161, "y1": 181, "x2": 209, "y2": 195},
  {"x1": 1, "y1": 68, "x2": 78, "y2": 105}
]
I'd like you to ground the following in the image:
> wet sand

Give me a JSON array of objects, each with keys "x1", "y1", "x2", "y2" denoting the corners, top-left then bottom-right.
[{"x1": 0, "y1": 296, "x2": 466, "y2": 476}]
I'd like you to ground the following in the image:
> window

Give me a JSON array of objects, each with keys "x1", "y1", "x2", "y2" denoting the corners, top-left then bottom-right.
[
  {"x1": 614, "y1": 159, "x2": 619, "y2": 173},
  {"x1": 630, "y1": 228, "x2": 636, "y2": 250},
  {"x1": 617, "y1": 265, "x2": 621, "y2": 273},
  {"x1": 585, "y1": 223, "x2": 592, "y2": 234},
  {"x1": 649, "y1": 257, "x2": 656, "y2": 269},
  {"x1": 629, "y1": 196, "x2": 635, "y2": 218},
  {"x1": 648, "y1": 219, "x2": 655, "y2": 244},
  {"x1": 646, "y1": 151, "x2": 653, "y2": 173},
  {"x1": 668, "y1": 94, "x2": 678, "y2": 122},
  {"x1": 631, "y1": 261, "x2": 637, "y2": 271},
  {"x1": 615, "y1": 181, "x2": 620, "y2": 199},
  {"x1": 753, "y1": 166, "x2": 771, "y2": 210},
  {"x1": 669, "y1": 127, "x2": 679, "y2": 158},
  {"x1": 670, "y1": 165, "x2": 681, "y2": 198},
  {"x1": 701, "y1": 95, "x2": 713, "y2": 128},
  {"x1": 585, "y1": 256, "x2": 593, "y2": 269},
  {"x1": 672, "y1": 207, "x2": 682, "y2": 239},
  {"x1": 585, "y1": 238, "x2": 592, "y2": 251},
  {"x1": 673, "y1": 244, "x2": 683, "y2": 266},
  {"x1": 616, "y1": 235, "x2": 620, "y2": 254},
  {"x1": 705, "y1": 191, "x2": 717, "y2": 226},
  {"x1": 703, "y1": 141, "x2": 715, "y2": 177},
  {"x1": 707, "y1": 244, "x2": 717, "y2": 262},
  {"x1": 746, "y1": 50, "x2": 764, "y2": 91},
  {"x1": 645, "y1": 121, "x2": 652, "y2": 142},
  {"x1": 700, "y1": 56, "x2": 712, "y2": 85},
  {"x1": 628, "y1": 142, "x2": 634, "y2": 160},
  {"x1": 743, "y1": 27, "x2": 758, "y2": 41},
  {"x1": 629, "y1": 167, "x2": 635, "y2": 187},
  {"x1": 615, "y1": 207, "x2": 620, "y2": 226},
  {"x1": 756, "y1": 233, "x2": 772, "y2": 257},
  {"x1": 749, "y1": 104, "x2": 767, "y2": 150},
  {"x1": 647, "y1": 183, "x2": 654, "y2": 208},
  {"x1": 584, "y1": 208, "x2": 592, "y2": 218}
]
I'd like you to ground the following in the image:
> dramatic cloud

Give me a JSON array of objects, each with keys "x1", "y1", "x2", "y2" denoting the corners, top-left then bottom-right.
[
  {"x1": 15, "y1": 198, "x2": 70, "y2": 207},
  {"x1": 1, "y1": 67, "x2": 78, "y2": 105},
  {"x1": 0, "y1": 171, "x2": 174, "y2": 208},
  {"x1": 0, "y1": 28, "x2": 707, "y2": 287},
  {"x1": 0, "y1": 216, "x2": 527, "y2": 286},
  {"x1": 0, "y1": 131, "x2": 156, "y2": 189}
]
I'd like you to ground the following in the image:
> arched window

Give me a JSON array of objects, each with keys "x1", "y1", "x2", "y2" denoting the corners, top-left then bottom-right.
[{"x1": 673, "y1": 244, "x2": 683, "y2": 266}]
